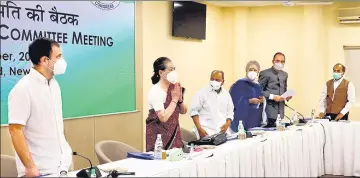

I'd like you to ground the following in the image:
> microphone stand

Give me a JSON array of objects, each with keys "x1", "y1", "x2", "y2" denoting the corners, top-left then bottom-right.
[
  {"x1": 73, "y1": 152, "x2": 102, "y2": 178},
  {"x1": 284, "y1": 103, "x2": 306, "y2": 123}
]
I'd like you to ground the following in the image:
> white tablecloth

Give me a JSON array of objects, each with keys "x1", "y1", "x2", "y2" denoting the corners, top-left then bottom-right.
[
  {"x1": 66, "y1": 122, "x2": 359, "y2": 177},
  {"x1": 323, "y1": 121, "x2": 360, "y2": 177}
]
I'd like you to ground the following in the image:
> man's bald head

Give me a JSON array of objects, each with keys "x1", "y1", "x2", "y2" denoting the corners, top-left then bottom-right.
[
  {"x1": 333, "y1": 63, "x2": 346, "y2": 73},
  {"x1": 210, "y1": 70, "x2": 224, "y2": 83}
]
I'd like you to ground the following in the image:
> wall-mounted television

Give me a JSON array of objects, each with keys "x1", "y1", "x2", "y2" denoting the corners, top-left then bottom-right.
[{"x1": 171, "y1": 1, "x2": 207, "y2": 40}]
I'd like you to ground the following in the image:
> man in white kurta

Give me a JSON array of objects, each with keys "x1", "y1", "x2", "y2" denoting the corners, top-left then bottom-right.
[
  {"x1": 8, "y1": 38, "x2": 72, "y2": 177},
  {"x1": 189, "y1": 70, "x2": 234, "y2": 138}
]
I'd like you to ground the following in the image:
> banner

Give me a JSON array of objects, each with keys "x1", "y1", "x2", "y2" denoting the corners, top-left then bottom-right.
[{"x1": 0, "y1": 1, "x2": 136, "y2": 124}]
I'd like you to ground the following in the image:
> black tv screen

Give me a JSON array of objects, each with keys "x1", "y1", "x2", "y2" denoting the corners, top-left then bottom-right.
[{"x1": 172, "y1": 1, "x2": 206, "y2": 40}]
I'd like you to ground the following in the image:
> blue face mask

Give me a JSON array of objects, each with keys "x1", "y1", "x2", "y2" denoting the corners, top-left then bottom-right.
[{"x1": 333, "y1": 72, "x2": 342, "y2": 80}]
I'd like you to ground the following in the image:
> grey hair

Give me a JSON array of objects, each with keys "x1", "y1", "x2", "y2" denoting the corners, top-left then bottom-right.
[{"x1": 245, "y1": 60, "x2": 260, "y2": 72}]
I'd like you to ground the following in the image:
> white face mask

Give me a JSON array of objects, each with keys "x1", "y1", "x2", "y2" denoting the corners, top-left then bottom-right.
[
  {"x1": 209, "y1": 80, "x2": 221, "y2": 90},
  {"x1": 166, "y1": 71, "x2": 178, "y2": 84},
  {"x1": 273, "y1": 62, "x2": 284, "y2": 70},
  {"x1": 45, "y1": 57, "x2": 67, "y2": 75},
  {"x1": 247, "y1": 71, "x2": 258, "y2": 81}
]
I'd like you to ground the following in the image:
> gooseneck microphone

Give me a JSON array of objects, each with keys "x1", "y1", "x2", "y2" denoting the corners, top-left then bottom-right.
[
  {"x1": 284, "y1": 103, "x2": 306, "y2": 123},
  {"x1": 73, "y1": 152, "x2": 101, "y2": 178},
  {"x1": 73, "y1": 152, "x2": 93, "y2": 169}
]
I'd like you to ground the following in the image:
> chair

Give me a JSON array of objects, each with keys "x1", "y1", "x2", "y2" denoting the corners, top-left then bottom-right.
[
  {"x1": 1, "y1": 154, "x2": 17, "y2": 177},
  {"x1": 180, "y1": 127, "x2": 197, "y2": 145},
  {"x1": 95, "y1": 140, "x2": 140, "y2": 164}
]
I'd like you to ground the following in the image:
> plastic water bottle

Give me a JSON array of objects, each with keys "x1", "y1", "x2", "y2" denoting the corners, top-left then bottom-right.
[
  {"x1": 238, "y1": 120, "x2": 246, "y2": 140},
  {"x1": 310, "y1": 109, "x2": 315, "y2": 124},
  {"x1": 276, "y1": 114, "x2": 284, "y2": 131},
  {"x1": 188, "y1": 143, "x2": 194, "y2": 160},
  {"x1": 292, "y1": 110, "x2": 299, "y2": 125},
  {"x1": 154, "y1": 134, "x2": 163, "y2": 160}
]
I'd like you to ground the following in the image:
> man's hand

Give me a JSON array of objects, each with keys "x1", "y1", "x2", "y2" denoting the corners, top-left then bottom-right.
[
  {"x1": 198, "y1": 128, "x2": 208, "y2": 138},
  {"x1": 319, "y1": 112, "x2": 325, "y2": 119},
  {"x1": 286, "y1": 96, "x2": 292, "y2": 100},
  {"x1": 25, "y1": 167, "x2": 40, "y2": 177},
  {"x1": 220, "y1": 120, "x2": 231, "y2": 133},
  {"x1": 335, "y1": 113, "x2": 344, "y2": 121},
  {"x1": 249, "y1": 98, "x2": 261, "y2": 104},
  {"x1": 273, "y1": 95, "x2": 285, "y2": 102}
]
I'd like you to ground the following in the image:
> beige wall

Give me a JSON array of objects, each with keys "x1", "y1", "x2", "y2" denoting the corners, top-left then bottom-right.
[
  {"x1": 141, "y1": 1, "x2": 360, "y2": 134},
  {"x1": 230, "y1": 3, "x2": 360, "y2": 120},
  {"x1": 2, "y1": 1, "x2": 360, "y2": 171}
]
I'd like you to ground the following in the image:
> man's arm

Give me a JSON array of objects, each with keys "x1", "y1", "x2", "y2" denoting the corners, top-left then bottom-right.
[
  {"x1": 319, "y1": 85, "x2": 327, "y2": 118},
  {"x1": 284, "y1": 72, "x2": 288, "y2": 92},
  {"x1": 179, "y1": 103, "x2": 187, "y2": 114},
  {"x1": 8, "y1": 87, "x2": 39, "y2": 176},
  {"x1": 258, "y1": 71, "x2": 271, "y2": 99},
  {"x1": 189, "y1": 91, "x2": 208, "y2": 137},
  {"x1": 226, "y1": 94, "x2": 234, "y2": 122},
  {"x1": 220, "y1": 94, "x2": 234, "y2": 133},
  {"x1": 9, "y1": 124, "x2": 36, "y2": 169},
  {"x1": 59, "y1": 132, "x2": 73, "y2": 173},
  {"x1": 339, "y1": 82, "x2": 356, "y2": 116}
]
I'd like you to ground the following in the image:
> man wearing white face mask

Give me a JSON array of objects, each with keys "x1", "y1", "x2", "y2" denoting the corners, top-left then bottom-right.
[
  {"x1": 259, "y1": 52, "x2": 292, "y2": 127},
  {"x1": 189, "y1": 70, "x2": 234, "y2": 138},
  {"x1": 318, "y1": 63, "x2": 355, "y2": 121},
  {"x1": 8, "y1": 38, "x2": 72, "y2": 177}
]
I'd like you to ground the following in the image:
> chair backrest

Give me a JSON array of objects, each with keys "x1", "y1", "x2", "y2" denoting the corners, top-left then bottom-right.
[
  {"x1": 95, "y1": 140, "x2": 140, "y2": 164},
  {"x1": 180, "y1": 127, "x2": 197, "y2": 144},
  {"x1": 1, "y1": 154, "x2": 17, "y2": 177}
]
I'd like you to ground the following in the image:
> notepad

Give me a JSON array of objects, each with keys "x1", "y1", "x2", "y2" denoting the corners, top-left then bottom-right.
[{"x1": 281, "y1": 89, "x2": 296, "y2": 98}]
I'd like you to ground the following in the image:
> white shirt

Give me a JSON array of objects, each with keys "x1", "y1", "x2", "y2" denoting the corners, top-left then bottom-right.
[
  {"x1": 148, "y1": 84, "x2": 167, "y2": 111},
  {"x1": 8, "y1": 68, "x2": 72, "y2": 176},
  {"x1": 189, "y1": 86, "x2": 234, "y2": 135},
  {"x1": 319, "y1": 77, "x2": 356, "y2": 115}
]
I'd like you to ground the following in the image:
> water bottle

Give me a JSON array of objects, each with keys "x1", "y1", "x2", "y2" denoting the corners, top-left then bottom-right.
[
  {"x1": 154, "y1": 134, "x2": 163, "y2": 160},
  {"x1": 238, "y1": 120, "x2": 246, "y2": 140},
  {"x1": 276, "y1": 114, "x2": 283, "y2": 131},
  {"x1": 310, "y1": 109, "x2": 315, "y2": 124},
  {"x1": 188, "y1": 143, "x2": 194, "y2": 160},
  {"x1": 292, "y1": 110, "x2": 299, "y2": 125}
]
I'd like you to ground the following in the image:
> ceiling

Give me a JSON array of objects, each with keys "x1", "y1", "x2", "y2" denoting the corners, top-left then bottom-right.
[{"x1": 205, "y1": 1, "x2": 333, "y2": 7}]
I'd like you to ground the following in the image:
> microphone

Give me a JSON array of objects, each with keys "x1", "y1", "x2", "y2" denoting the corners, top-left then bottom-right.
[
  {"x1": 284, "y1": 103, "x2": 306, "y2": 123},
  {"x1": 73, "y1": 152, "x2": 101, "y2": 178}
]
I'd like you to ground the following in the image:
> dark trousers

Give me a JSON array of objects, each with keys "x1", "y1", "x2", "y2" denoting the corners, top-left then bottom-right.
[{"x1": 326, "y1": 113, "x2": 349, "y2": 121}]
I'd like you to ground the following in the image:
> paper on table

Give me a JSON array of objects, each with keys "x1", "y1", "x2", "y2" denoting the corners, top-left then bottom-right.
[{"x1": 281, "y1": 89, "x2": 296, "y2": 98}]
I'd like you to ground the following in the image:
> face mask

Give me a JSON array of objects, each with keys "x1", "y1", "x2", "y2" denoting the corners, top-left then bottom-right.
[
  {"x1": 45, "y1": 57, "x2": 67, "y2": 75},
  {"x1": 273, "y1": 62, "x2": 284, "y2": 70},
  {"x1": 166, "y1": 71, "x2": 178, "y2": 84},
  {"x1": 247, "y1": 71, "x2": 258, "y2": 81},
  {"x1": 333, "y1": 72, "x2": 342, "y2": 80},
  {"x1": 209, "y1": 80, "x2": 221, "y2": 90}
]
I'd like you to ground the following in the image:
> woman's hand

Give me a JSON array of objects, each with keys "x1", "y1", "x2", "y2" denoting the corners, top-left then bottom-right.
[
  {"x1": 178, "y1": 83, "x2": 183, "y2": 103},
  {"x1": 171, "y1": 83, "x2": 181, "y2": 102},
  {"x1": 249, "y1": 98, "x2": 260, "y2": 104},
  {"x1": 259, "y1": 96, "x2": 265, "y2": 103}
]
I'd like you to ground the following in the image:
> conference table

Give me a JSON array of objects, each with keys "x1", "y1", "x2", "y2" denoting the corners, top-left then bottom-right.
[{"x1": 67, "y1": 121, "x2": 360, "y2": 177}]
